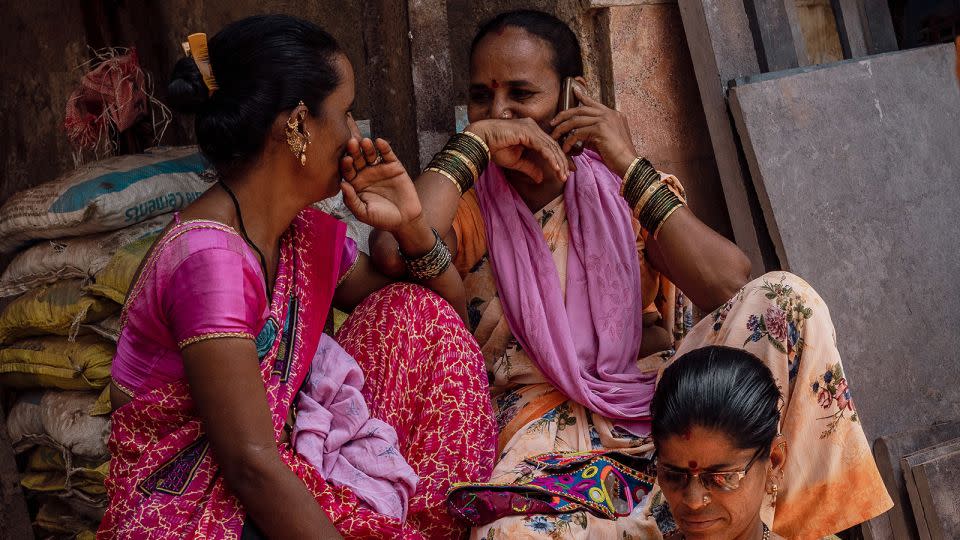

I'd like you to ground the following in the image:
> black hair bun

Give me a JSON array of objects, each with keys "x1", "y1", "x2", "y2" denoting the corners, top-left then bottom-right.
[{"x1": 166, "y1": 57, "x2": 210, "y2": 114}]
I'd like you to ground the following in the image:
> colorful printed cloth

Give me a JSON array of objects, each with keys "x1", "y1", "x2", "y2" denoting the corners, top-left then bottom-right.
[
  {"x1": 449, "y1": 450, "x2": 655, "y2": 526},
  {"x1": 99, "y1": 207, "x2": 496, "y2": 539}
]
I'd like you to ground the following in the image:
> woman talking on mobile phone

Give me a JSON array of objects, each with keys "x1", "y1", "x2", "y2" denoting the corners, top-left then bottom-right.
[{"x1": 371, "y1": 9, "x2": 891, "y2": 539}]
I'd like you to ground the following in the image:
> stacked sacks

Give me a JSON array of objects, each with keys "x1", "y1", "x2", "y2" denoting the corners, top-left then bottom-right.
[{"x1": 0, "y1": 146, "x2": 211, "y2": 537}]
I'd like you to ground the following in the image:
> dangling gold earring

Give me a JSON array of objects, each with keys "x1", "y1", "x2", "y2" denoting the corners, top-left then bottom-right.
[
  {"x1": 768, "y1": 483, "x2": 779, "y2": 508},
  {"x1": 285, "y1": 100, "x2": 310, "y2": 166}
]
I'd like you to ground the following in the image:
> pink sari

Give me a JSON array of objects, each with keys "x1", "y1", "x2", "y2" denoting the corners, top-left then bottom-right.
[{"x1": 99, "y1": 208, "x2": 496, "y2": 538}]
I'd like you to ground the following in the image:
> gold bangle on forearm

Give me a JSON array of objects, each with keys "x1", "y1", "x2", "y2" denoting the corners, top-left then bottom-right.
[
  {"x1": 460, "y1": 130, "x2": 491, "y2": 161},
  {"x1": 639, "y1": 185, "x2": 684, "y2": 234},
  {"x1": 622, "y1": 157, "x2": 660, "y2": 210},
  {"x1": 425, "y1": 132, "x2": 490, "y2": 195},
  {"x1": 652, "y1": 203, "x2": 684, "y2": 239},
  {"x1": 426, "y1": 167, "x2": 463, "y2": 195},
  {"x1": 427, "y1": 153, "x2": 472, "y2": 193}
]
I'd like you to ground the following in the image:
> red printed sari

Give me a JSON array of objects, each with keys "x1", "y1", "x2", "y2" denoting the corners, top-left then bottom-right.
[{"x1": 99, "y1": 208, "x2": 496, "y2": 539}]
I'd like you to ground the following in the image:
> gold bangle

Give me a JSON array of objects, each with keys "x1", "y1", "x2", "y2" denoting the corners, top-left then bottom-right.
[
  {"x1": 652, "y1": 203, "x2": 684, "y2": 239},
  {"x1": 634, "y1": 180, "x2": 664, "y2": 217},
  {"x1": 621, "y1": 157, "x2": 644, "y2": 196},
  {"x1": 446, "y1": 149, "x2": 480, "y2": 183},
  {"x1": 426, "y1": 166, "x2": 463, "y2": 195},
  {"x1": 622, "y1": 157, "x2": 659, "y2": 208},
  {"x1": 461, "y1": 130, "x2": 491, "y2": 160}
]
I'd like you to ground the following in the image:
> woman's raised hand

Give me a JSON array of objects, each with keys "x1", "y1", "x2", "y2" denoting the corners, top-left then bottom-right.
[
  {"x1": 549, "y1": 82, "x2": 638, "y2": 178},
  {"x1": 466, "y1": 118, "x2": 569, "y2": 183},
  {"x1": 340, "y1": 137, "x2": 422, "y2": 232}
]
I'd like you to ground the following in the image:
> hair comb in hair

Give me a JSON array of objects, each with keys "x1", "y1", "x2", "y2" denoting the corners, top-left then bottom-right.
[{"x1": 181, "y1": 32, "x2": 219, "y2": 95}]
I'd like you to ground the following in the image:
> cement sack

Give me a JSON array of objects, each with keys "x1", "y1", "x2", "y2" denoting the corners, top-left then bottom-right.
[
  {"x1": 35, "y1": 497, "x2": 103, "y2": 538},
  {"x1": 0, "y1": 146, "x2": 211, "y2": 255},
  {"x1": 40, "y1": 390, "x2": 112, "y2": 459},
  {"x1": 5, "y1": 390, "x2": 44, "y2": 442},
  {"x1": 0, "y1": 215, "x2": 169, "y2": 298},
  {"x1": 83, "y1": 314, "x2": 121, "y2": 343},
  {"x1": 0, "y1": 335, "x2": 114, "y2": 391},
  {"x1": 0, "y1": 279, "x2": 118, "y2": 344},
  {"x1": 20, "y1": 445, "x2": 109, "y2": 504},
  {"x1": 87, "y1": 231, "x2": 160, "y2": 304},
  {"x1": 7, "y1": 390, "x2": 110, "y2": 459}
]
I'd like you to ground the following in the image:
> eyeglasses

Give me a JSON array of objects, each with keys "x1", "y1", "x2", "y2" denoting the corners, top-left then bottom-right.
[{"x1": 656, "y1": 448, "x2": 765, "y2": 492}]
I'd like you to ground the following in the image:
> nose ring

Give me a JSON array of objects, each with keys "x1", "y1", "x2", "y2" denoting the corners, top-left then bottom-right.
[{"x1": 500, "y1": 110, "x2": 511, "y2": 119}]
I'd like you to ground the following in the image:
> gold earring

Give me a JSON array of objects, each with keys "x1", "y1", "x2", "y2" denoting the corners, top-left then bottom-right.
[
  {"x1": 769, "y1": 484, "x2": 778, "y2": 508},
  {"x1": 285, "y1": 100, "x2": 310, "y2": 166}
]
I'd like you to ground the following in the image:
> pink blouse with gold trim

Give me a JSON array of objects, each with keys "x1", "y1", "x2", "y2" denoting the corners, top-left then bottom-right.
[{"x1": 111, "y1": 213, "x2": 358, "y2": 397}]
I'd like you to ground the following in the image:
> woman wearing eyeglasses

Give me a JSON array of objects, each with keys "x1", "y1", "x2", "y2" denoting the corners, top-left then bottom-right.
[{"x1": 650, "y1": 346, "x2": 787, "y2": 540}]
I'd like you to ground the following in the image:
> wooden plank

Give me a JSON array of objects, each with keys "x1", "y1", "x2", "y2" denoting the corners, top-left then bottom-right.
[
  {"x1": 795, "y1": 0, "x2": 845, "y2": 64},
  {"x1": 831, "y1": 0, "x2": 869, "y2": 57},
  {"x1": 589, "y1": 0, "x2": 676, "y2": 6},
  {"x1": 742, "y1": 0, "x2": 802, "y2": 71},
  {"x1": 676, "y1": 0, "x2": 776, "y2": 276},
  {"x1": 860, "y1": 0, "x2": 898, "y2": 54},
  {"x1": 901, "y1": 438, "x2": 960, "y2": 540},
  {"x1": 912, "y1": 449, "x2": 960, "y2": 540},
  {"x1": 831, "y1": 0, "x2": 898, "y2": 59}
]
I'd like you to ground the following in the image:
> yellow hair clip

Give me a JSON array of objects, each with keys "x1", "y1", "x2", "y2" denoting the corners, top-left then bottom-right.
[{"x1": 182, "y1": 32, "x2": 219, "y2": 95}]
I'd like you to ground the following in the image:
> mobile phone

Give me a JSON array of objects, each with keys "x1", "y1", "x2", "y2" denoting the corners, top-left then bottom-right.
[{"x1": 559, "y1": 77, "x2": 585, "y2": 156}]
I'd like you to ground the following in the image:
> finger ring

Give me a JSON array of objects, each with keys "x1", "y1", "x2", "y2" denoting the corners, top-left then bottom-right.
[{"x1": 371, "y1": 155, "x2": 383, "y2": 165}]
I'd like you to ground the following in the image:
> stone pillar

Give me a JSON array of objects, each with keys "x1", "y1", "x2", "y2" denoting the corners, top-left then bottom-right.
[
  {"x1": 677, "y1": 0, "x2": 778, "y2": 274},
  {"x1": 407, "y1": 0, "x2": 456, "y2": 170}
]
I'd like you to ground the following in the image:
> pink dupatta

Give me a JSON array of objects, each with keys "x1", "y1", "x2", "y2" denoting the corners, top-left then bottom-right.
[{"x1": 474, "y1": 150, "x2": 655, "y2": 434}]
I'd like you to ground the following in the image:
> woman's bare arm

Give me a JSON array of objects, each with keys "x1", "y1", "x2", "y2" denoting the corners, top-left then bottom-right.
[{"x1": 181, "y1": 338, "x2": 342, "y2": 539}]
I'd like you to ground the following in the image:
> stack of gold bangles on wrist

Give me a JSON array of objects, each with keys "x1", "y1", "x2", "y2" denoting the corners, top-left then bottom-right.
[
  {"x1": 401, "y1": 228, "x2": 453, "y2": 281},
  {"x1": 425, "y1": 131, "x2": 490, "y2": 195},
  {"x1": 621, "y1": 157, "x2": 685, "y2": 237}
]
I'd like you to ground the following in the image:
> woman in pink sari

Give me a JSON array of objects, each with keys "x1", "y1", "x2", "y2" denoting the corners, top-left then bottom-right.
[{"x1": 97, "y1": 15, "x2": 570, "y2": 539}]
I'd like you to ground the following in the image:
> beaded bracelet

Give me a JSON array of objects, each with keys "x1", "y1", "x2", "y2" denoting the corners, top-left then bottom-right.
[
  {"x1": 425, "y1": 131, "x2": 490, "y2": 195},
  {"x1": 400, "y1": 228, "x2": 453, "y2": 280}
]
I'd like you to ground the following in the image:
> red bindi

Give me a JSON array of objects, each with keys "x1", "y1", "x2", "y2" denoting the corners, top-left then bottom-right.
[
  {"x1": 491, "y1": 80, "x2": 500, "y2": 89},
  {"x1": 681, "y1": 430, "x2": 691, "y2": 440},
  {"x1": 688, "y1": 461, "x2": 698, "y2": 470}
]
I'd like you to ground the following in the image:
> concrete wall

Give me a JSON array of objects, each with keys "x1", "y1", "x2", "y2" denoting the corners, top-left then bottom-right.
[
  {"x1": 1, "y1": 2, "x2": 91, "y2": 212},
  {"x1": 608, "y1": 2, "x2": 733, "y2": 238},
  {"x1": 1, "y1": 0, "x2": 732, "y2": 241}
]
